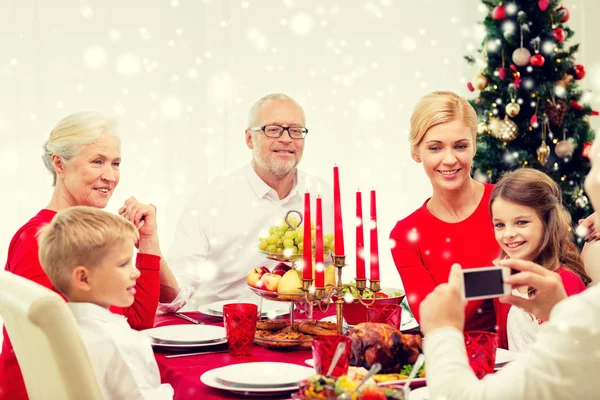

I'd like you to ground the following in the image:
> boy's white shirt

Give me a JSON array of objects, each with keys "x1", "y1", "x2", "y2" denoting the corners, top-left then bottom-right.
[{"x1": 68, "y1": 302, "x2": 173, "y2": 400}]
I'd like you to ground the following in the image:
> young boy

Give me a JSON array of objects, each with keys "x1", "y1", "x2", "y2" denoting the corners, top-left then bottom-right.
[{"x1": 37, "y1": 206, "x2": 173, "y2": 400}]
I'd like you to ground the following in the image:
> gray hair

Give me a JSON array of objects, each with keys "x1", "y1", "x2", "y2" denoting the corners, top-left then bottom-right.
[
  {"x1": 42, "y1": 112, "x2": 117, "y2": 186},
  {"x1": 247, "y1": 93, "x2": 305, "y2": 127}
]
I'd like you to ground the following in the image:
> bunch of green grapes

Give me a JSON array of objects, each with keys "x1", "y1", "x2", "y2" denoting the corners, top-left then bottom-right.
[{"x1": 258, "y1": 216, "x2": 334, "y2": 258}]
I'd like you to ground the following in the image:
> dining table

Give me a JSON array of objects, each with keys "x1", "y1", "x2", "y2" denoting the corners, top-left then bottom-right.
[{"x1": 153, "y1": 307, "x2": 336, "y2": 400}]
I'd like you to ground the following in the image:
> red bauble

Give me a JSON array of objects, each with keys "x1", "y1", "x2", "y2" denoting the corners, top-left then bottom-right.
[
  {"x1": 556, "y1": 6, "x2": 570, "y2": 22},
  {"x1": 574, "y1": 64, "x2": 586, "y2": 80},
  {"x1": 498, "y1": 68, "x2": 506, "y2": 80},
  {"x1": 552, "y1": 27, "x2": 566, "y2": 43},
  {"x1": 530, "y1": 54, "x2": 545, "y2": 67},
  {"x1": 583, "y1": 142, "x2": 593, "y2": 158},
  {"x1": 467, "y1": 82, "x2": 475, "y2": 92},
  {"x1": 492, "y1": 5, "x2": 506, "y2": 20},
  {"x1": 538, "y1": 0, "x2": 549, "y2": 11}
]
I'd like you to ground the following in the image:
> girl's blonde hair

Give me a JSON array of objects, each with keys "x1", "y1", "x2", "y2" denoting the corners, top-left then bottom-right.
[
  {"x1": 490, "y1": 168, "x2": 591, "y2": 287},
  {"x1": 42, "y1": 112, "x2": 117, "y2": 186},
  {"x1": 409, "y1": 91, "x2": 478, "y2": 154}
]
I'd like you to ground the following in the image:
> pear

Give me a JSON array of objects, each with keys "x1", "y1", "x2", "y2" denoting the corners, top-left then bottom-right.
[
  {"x1": 277, "y1": 269, "x2": 304, "y2": 300},
  {"x1": 324, "y1": 265, "x2": 336, "y2": 287}
]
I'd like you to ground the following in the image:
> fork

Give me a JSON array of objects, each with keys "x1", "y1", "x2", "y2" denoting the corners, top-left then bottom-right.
[{"x1": 172, "y1": 313, "x2": 204, "y2": 325}]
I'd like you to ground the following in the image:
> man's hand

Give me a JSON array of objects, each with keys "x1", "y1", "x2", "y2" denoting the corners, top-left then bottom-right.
[
  {"x1": 498, "y1": 259, "x2": 567, "y2": 322},
  {"x1": 420, "y1": 264, "x2": 466, "y2": 336}
]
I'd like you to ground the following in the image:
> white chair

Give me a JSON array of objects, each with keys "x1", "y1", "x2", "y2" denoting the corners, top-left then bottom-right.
[{"x1": 0, "y1": 271, "x2": 105, "y2": 400}]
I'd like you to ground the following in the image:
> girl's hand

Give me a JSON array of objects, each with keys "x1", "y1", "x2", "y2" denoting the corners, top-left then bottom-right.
[{"x1": 578, "y1": 212, "x2": 599, "y2": 242}]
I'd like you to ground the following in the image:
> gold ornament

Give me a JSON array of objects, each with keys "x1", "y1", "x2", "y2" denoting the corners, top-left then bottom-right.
[
  {"x1": 557, "y1": 73, "x2": 574, "y2": 88},
  {"x1": 554, "y1": 140, "x2": 575, "y2": 158},
  {"x1": 576, "y1": 195, "x2": 589, "y2": 208},
  {"x1": 477, "y1": 121, "x2": 489, "y2": 134},
  {"x1": 505, "y1": 102, "x2": 521, "y2": 117},
  {"x1": 537, "y1": 141, "x2": 550, "y2": 166},
  {"x1": 491, "y1": 116, "x2": 518, "y2": 142},
  {"x1": 473, "y1": 73, "x2": 489, "y2": 91}
]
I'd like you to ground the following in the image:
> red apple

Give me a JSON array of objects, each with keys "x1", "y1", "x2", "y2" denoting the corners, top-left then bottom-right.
[
  {"x1": 260, "y1": 273, "x2": 282, "y2": 292},
  {"x1": 273, "y1": 262, "x2": 292, "y2": 275},
  {"x1": 246, "y1": 266, "x2": 269, "y2": 288}
]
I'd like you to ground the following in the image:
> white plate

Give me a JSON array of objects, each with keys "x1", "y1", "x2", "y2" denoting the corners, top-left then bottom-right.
[
  {"x1": 143, "y1": 325, "x2": 226, "y2": 344},
  {"x1": 495, "y1": 348, "x2": 516, "y2": 367},
  {"x1": 150, "y1": 337, "x2": 228, "y2": 350},
  {"x1": 199, "y1": 300, "x2": 289, "y2": 319},
  {"x1": 304, "y1": 358, "x2": 314, "y2": 367},
  {"x1": 409, "y1": 387, "x2": 429, "y2": 400},
  {"x1": 201, "y1": 363, "x2": 312, "y2": 395},
  {"x1": 214, "y1": 362, "x2": 314, "y2": 387},
  {"x1": 319, "y1": 313, "x2": 419, "y2": 331}
]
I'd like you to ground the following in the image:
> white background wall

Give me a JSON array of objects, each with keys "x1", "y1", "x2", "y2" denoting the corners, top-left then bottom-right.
[{"x1": 1, "y1": 0, "x2": 599, "y2": 294}]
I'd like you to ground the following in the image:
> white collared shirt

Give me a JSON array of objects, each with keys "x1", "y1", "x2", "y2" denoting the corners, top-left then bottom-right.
[
  {"x1": 68, "y1": 303, "x2": 173, "y2": 400},
  {"x1": 423, "y1": 284, "x2": 600, "y2": 400},
  {"x1": 161, "y1": 163, "x2": 333, "y2": 310}
]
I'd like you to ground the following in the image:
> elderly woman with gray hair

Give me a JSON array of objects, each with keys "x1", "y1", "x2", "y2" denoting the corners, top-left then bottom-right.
[{"x1": 0, "y1": 112, "x2": 179, "y2": 400}]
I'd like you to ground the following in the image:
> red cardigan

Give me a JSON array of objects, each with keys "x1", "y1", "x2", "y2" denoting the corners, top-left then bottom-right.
[
  {"x1": 390, "y1": 184, "x2": 499, "y2": 332},
  {"x1": 0, "y1": 209, "x2": 161, "y2": 400},
  {"x1": 494, "y1": 267, "x2": 587, "y2": 349}
]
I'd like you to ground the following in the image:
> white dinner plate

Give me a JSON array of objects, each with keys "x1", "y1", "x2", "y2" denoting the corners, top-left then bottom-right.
[
  {"x1": 214, "y1": 362, "x2": 313, "y2": 388},
  {"x1": 143, "y1": 325, "x2": 226, "y2": 344},
  {"x1": 149, "y1": 338, "x2": 228, "y2": 350},
  {"x1": 495, "y1": 348, "x2": 517, "y2": 367},
  {"x1": 199, "y1": 300, "x2": 289, "y2": 319},
  {"x1": 409, "y1": 387, "x2": 429, "y2": 400},
  {"x1": 318, "y1": 313, "x2": 419, "y2": 331},
  {"x1": 201, "y1": 362, "x2": 313, "y2": 395}
]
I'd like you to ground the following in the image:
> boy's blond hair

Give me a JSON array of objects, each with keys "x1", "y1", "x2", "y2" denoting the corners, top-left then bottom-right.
[{"x1": 38, "y1": 206, "x2": 139, "y2": 295}]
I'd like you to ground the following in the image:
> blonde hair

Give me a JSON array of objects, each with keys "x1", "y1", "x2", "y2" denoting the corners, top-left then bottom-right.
[
  {"x1": 37, "y1": 206, "x2": 139, "y2": 295},
  {"x1": 247, "y1": 93, "x2": 305, "y2": 128},
  {"x1": 409, "y1": 91, "x2": 478, "y2": 154},
  {"x1": 42, "y1": 112, "x2": 118, "y2": 186},
  {"x1": 490, "y1": 168, "x2": 591, "y2": 287}
]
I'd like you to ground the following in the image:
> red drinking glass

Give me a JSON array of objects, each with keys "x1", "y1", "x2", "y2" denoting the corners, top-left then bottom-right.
[
  {"x1": 311, "y1": 335, "x2": 352, "y2": 378},
  {"x1": 223, "y1": 303, "x2": 258, "y2": 357},
  {"x1": 464, "y1": 331, "x2": 498, "y2": 379},
  {"x1": 366, "y1": 304, "x2": 402, "y2": 329}
]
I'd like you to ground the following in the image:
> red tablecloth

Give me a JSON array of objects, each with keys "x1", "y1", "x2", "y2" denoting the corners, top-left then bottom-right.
[{"x1": 154, "y1": 309, "x2": 335, "y2": 400}]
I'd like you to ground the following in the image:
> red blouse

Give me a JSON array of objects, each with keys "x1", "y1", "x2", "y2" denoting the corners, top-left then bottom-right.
[
  {"x1": 0, "y1": 209, "x2": 161, "y2": 400},
  {"x1": 390, "y1": 184, "x2": 499, "y2": 332}
]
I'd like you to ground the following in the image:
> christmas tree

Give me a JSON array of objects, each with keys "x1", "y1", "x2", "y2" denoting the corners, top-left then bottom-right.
[{"x1": 466, "y1": 0, "x2": 598, "y2": 242}]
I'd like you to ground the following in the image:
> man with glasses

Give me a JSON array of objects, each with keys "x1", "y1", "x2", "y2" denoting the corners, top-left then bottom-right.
[{"x1": 160, "y1": 93, "x2": 332, "y2": 310}]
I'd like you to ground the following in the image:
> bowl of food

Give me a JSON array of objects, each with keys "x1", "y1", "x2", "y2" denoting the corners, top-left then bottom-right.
[
  {"x1": 341, "y1": 287, "x2": 405, "y2": 326},
  {"x1": 294, "y1": 373, "x2": 406, "y2": 399}
]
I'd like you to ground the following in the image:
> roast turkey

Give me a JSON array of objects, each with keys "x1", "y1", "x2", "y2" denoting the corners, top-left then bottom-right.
[{"x1": 348, "y1": 322, "x2": 422, "y2": 373}]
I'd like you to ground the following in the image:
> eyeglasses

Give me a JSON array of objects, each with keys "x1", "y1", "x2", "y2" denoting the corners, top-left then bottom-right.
[{"x1": 249, "y1": 125, "x2": 309, "y2": 139}]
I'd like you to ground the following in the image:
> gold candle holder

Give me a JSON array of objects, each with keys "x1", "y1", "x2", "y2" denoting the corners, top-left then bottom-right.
[{"x1": 369, "y1": 279, "x2": 381, "y2": 293}]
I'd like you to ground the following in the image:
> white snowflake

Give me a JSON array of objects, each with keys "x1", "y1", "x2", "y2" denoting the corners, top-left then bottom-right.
[
  {"x1": 290, "y1": 13, "x2": 314, "y2": 35},
  {"x1": 161, "y1": 96, "x2": 183, "y2": 119},
  {"x1": 82, "y1": 46, "x2": 107, "y2": 70},
  {"x1": 116, "y1": 53, "x2": 141, "y2": 76},
  {"x1": 407, "y1": 228, "x2": 418, "y2": 243},
  {"x1": 357, "y1": 98, "x2": 381, "y2": 121}
]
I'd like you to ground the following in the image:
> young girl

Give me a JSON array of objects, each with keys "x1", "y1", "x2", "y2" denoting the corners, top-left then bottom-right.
[{"x1": 490, "y1": 168, "x2": 591, "y2": 352}]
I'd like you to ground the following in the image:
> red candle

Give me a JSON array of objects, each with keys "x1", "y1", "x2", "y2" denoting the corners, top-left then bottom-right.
[
  {"x1": 315, "y1": 196, "x2": 325, "y2": 288},
  {"x1": 333, "y1": 166, "x2": 345, "y2": 255},
  {"x1": 369, "y1": 190, "x2": 380, "y2": 281},
  {"x1": 303, "y1": 192, "x2": 312, "y2": 280},
  {"x1": 356, "y1": 191, "x2": 366, "y2": 279}
]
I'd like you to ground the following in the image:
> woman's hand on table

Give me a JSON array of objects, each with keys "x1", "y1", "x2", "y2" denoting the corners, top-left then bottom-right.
[
  {"x1": 498, "y1": 258, "x2": 567, "y2": 322},
  {"x1": 420, "y1": 263, "x2": 466, "y2": 336}
]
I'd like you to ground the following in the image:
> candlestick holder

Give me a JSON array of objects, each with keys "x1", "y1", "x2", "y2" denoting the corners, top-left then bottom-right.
[
  {"x1": 298, "y1": 254, "x2": 381, "y2": 334},
  {"x1": 369, "y1": 279, "x2": 381, "y2": 293}
]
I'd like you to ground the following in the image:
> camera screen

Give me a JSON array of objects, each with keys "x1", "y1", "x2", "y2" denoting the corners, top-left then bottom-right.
[{"x1": 463, "y1": 269, "x2": 504, "y2": 298}]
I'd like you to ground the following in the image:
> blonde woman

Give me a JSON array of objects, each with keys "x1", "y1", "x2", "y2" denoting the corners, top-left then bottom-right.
[
  {"x1": 0, "y1": 112, "x2": 177, "y2": 400},
  {"x1": 389, "y1": 91, "x2": 499, "y2": 332}
]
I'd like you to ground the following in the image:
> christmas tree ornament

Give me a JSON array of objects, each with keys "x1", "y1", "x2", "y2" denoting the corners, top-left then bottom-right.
[
  {"x1": 512, "y1": 48, "x2": 531, "y2": 67},
  {"x1": 570, "y1": 100, "x2": 584, "y2": 111},
  {"x1": 537, "y1": 122, "x2": 550, "y2": 166},
  {"x1": 574, "y1": 64, "x2": 586, "y2": 80},
  {"x1": 477, "y1": 121, "x2": 489, "y2": 135},
  {"x1": 555, "y1": 140, "x2": 575, "y2": 158},
  {"x1": 492, "y1": 116, "x2": 519, "y2": 142},
  {"x1": 497, "y1": 51, "x2": 506, "y2": 80},
  {"x1": 556, "y1": 6, "x2": 571, "y2": 23},
  {"x1": 544, "y1": 97, "x2": 567, "y2": 128},
  {"x1": 473, "y1": 73, "x2": 489, "y2": 91},
  {"x1": 492, "y1": 4, "x2": 507, "y2": 20},
  {"x1": 467, "y1": 82, "x2": 475, "y2": 92},
  {"x1": 556, "y1": 7, "x2": 570, "y2": 23},
  {"x1": 557, "y1": 73, "x2": 574, "y2": 88},
  {"x1": 552, "y1": 27, "x2": 566, "y2": 43},
  {"x1": 575, "y1": 195, "x2": 589, "y2": 208},
  {"x1": 538, "y1": 0, "x2": 549, "y2": 11},
  {"x1": 505, "y1": 84, "x2": 520, "y2": 117},
  {"x1": 529, "y1": 37, "x2": 544, "y2": 67},
  {"x1": 582, "y1": 142, "x2": 593, "y2": 158}
]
